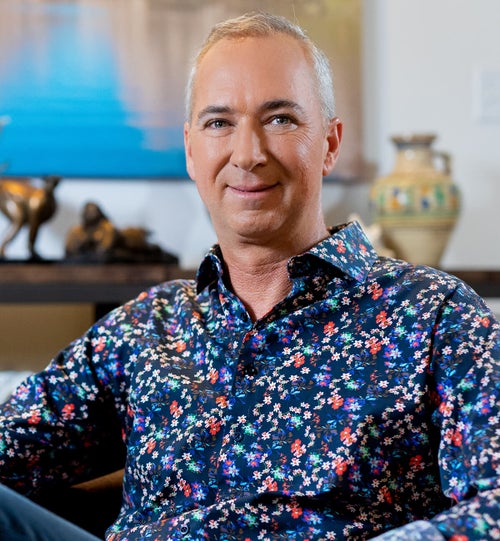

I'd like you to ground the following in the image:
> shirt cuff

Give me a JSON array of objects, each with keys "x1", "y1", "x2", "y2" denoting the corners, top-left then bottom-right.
[{"x1": 370, "y1": 520, "x2": 446, "y2": 541}]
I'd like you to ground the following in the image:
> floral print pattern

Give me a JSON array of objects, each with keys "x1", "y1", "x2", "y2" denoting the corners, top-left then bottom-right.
[{"x1": 0, "y1": 222, "x2": 499, "y2": 540}]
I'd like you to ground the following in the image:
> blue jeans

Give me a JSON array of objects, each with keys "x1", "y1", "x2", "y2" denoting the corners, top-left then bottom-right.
[{"x1": 0, "y1": 484, "x2": 101, "y2": 541}]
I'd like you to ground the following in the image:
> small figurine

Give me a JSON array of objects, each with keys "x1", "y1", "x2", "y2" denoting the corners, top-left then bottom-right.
[
  {"x1": 0, "y1": 175, "x2": 61, "y2": 260},
  {"x1": 65, "y1": 201, "x2": 178, "y2": 263}
]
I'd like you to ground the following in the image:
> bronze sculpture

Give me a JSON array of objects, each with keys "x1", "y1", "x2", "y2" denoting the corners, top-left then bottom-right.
[
  {"x1": 0, "y1": 175, "x2": 61, "y2": 260},
  {"x1": 65, "y1": 201, "x2": 178, "y2": 263}
]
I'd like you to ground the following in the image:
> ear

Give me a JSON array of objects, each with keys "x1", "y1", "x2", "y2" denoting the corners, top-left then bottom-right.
[
  {"x1": 322, "y1": 117, "x2": 343, "y2": 177},
  {"x1": 184, "y1": 122, "x2": 195, "y2": 181}
]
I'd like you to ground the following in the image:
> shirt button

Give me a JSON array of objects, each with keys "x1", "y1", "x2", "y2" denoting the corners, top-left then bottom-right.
[
  {"x1": 233, "y1": 429, "x2": 244, "y2": 442},
  {"x1": 243, "y1": 363, "x2": 258, "y2": 377},
  {"x1": 179, "y1": 524, "x2": 190, "y2": 536}
]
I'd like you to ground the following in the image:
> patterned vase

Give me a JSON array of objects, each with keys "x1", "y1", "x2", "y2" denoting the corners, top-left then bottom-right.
[{"x1": 370, "y1": 134, "x2": 461, "y2": 267}]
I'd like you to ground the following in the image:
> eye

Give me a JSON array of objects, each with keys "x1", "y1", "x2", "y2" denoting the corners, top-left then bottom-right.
[
  {"x1": 266, "y1": 114, "x2": 298, "y2": 132},
  {"x1": 269, "y1": 115, "x2": 293, "y2": 126},
  {"x1": 205, "y1": 118, "x2": 230, "y2": 129}
]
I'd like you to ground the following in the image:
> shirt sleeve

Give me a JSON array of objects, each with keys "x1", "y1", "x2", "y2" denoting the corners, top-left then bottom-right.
[
  {"x1": 377, "y1": 280, "x2": 500, "y2": 540},
  {"x1": 429, "y1": 281, "x2": 500, "y2": 539},
  {"x1": 0, "y1": 307, "x2": 132, "y2": 495}
]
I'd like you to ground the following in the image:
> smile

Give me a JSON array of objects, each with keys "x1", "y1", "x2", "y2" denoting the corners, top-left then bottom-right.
[{"x1": 228, "y1": 183, "x2": 278, "y2": 195}]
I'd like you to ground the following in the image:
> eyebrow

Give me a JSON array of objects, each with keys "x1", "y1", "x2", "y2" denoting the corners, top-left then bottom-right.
[
  {"x1": 196, "y1": 99, "x2": 305, "y2": 123},
  {"x1": 259, "y1": 99, "x2": 305, "y2": 115},
  {"x1": 196, "y1": 105, "x2": 232, "y2": 123}
]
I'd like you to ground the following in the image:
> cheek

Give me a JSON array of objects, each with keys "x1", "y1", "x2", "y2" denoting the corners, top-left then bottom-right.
[
  {"x1": 289, "y1": 129, "x2": 323, "y2": 160},
  {"x1": 193, "y1": 179, "x2": 217, "y2": 220},
  {"x1": 190, "y1": 138, "x2": 228, "y2": 179},
  {"x1": 280, "y1": 132, "x2": 325, "y2": 181}
]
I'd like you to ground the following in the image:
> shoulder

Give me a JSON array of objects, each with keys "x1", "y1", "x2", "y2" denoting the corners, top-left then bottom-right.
[
  {"x1": 367, "y1": 256, "x2": 496, "y2": 319},
  {"x1": 371, "y1": 256, "x2": 472, "y2": 293},
  {"x1": 92, "y1": 279, "x2": 199, "y2": 330},
  {"x1": 121, "y1": 278, "x2": 199, "y2": 314}
]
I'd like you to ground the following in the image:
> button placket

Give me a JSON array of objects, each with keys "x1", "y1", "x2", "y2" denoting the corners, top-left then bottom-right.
[{"x1": 232, "y1": 428, "x2": 244, "y2": 442}]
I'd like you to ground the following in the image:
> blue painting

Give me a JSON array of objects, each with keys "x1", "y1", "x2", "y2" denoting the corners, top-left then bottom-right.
[{"x1": 0, "y1": 1, "x2": 189, "y2": 178}]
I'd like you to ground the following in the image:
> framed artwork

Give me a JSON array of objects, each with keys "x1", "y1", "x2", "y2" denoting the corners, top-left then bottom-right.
[{"x1": 0, "y1": 0, "x2": 362, "y2": 180}]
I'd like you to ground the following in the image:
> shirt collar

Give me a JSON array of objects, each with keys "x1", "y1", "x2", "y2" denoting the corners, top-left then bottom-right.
[
  {"x1": 300, "y1": 221, "x2": 377, "y2": 282},
  {"x1": 196, "y1": 221, "x2": 377, "y2": 293},
  {"x1": 196, "y1": 245, "x2": 224, "y2": 293}
]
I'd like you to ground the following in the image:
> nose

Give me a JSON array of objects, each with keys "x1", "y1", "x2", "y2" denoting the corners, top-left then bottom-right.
[{"x1": 229, "y1": 120, "x2": 267, "y2": 171}]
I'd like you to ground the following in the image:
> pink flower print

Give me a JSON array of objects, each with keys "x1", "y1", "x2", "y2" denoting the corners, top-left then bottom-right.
[
  {"x1": 340, "y1": 426, "x2": 357, "y2": 445},
  {"x1": 291, "y1": 439, "x2": 306, "y2": 457}
]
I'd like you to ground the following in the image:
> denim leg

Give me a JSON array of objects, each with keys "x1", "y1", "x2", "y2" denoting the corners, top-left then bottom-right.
[{"x1": 0, "y1": 484, "x2": 102, "y2": 541}]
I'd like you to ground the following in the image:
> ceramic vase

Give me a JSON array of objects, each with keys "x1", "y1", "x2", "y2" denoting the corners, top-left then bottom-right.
[{"x1": 370, "y1": 134, "x2": 461, "y2": 267}]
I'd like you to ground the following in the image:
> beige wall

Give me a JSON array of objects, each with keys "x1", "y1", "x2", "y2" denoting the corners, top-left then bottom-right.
[{"x1": 0, "y1": 304, "x2": 93, "y2": 371}]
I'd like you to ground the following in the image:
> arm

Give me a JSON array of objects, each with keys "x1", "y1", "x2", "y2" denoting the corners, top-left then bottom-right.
[
  {"x1": 375, "y1": 281, "x2": 500, "y2": 540},
  {"x1": 0, "y1": 307, "x2": 133, "y2": 495}
]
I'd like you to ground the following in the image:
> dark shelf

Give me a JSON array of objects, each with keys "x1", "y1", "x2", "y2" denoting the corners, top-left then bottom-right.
[
  {"x1": 444, "y1": 269, "x2": 500, "y2": 298},
  {"x1": 0, "y1": 262, "x2": 498, "y2": 306},
  {"x1": 0, "y1": 261, "x2": 196, "y2": 307}
]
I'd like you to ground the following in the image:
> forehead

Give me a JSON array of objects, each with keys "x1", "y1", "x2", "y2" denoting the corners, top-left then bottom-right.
[{"x1": 192, "y1": 34, "x2": 319, "y2": 113}]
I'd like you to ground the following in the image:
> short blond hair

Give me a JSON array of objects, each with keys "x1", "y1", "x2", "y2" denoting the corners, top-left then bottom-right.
[{"x1": 185, "y1": 11, "x2": 335, "y2": 122}]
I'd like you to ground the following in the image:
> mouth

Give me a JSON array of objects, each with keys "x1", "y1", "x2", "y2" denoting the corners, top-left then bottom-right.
[{"x1": 228, "y1": 183, "x2": 278, "y2": 195}]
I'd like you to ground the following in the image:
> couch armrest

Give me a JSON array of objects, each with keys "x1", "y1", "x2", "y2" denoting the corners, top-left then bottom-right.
[{"x1": 34, "y1": 469, "x2": 124, "y2": 539}]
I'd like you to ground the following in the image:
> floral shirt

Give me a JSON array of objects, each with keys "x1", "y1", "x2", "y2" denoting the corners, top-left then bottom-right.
[{"x1": 0, "y1": 222, "x2": 499, "y2": 541}]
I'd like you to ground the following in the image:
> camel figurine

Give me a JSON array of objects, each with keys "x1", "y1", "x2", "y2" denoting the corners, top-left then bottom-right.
[{"x1": 0, "y1": 175, "x2": 61, "y2": 259}]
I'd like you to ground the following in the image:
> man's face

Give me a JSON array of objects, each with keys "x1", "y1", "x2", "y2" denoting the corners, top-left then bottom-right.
[{"x1": 184, "y1": 34, "x2": 341, "y2": 247}]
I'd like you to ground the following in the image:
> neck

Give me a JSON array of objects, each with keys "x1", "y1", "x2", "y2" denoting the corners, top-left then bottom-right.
[{"x1": 218, "y1": 226, "x2": 329, "y2": 321}]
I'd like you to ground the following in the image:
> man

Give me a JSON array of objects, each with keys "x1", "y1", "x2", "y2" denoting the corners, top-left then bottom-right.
[{"x1": 0, "y1": 11, "x2": 499, "y2": 541}]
